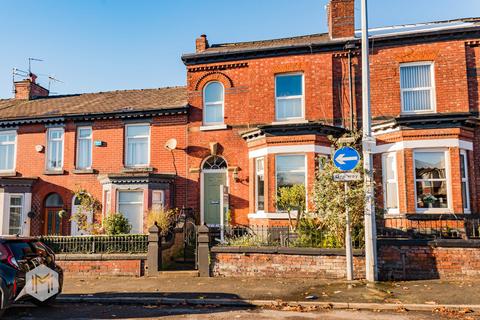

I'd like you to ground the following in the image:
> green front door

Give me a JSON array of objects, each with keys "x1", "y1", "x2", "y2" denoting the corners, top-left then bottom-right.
[{"x1": 204, "y1": 172, "x2": 226, "y2": 225}]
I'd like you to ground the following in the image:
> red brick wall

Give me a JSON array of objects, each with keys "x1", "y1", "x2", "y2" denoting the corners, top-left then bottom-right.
[
  {"x1": 211, "y1": 251, "x2": 365, "y2": 279},
  {"x1": 57, "y1": 258, "x2": 145, "y2": 277}
]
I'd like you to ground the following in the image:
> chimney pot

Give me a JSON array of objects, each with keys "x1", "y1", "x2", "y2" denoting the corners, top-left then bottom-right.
[
  {"x1": 196, "y1": 34, "x2": 209, "y2": 53},
  {"x1": 327, "y1": 0, "x2": 355, "y2": 39}
]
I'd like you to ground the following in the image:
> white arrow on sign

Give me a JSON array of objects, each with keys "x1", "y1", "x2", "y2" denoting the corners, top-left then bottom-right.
[{"x1": 335, "y1": 153, "x2": 359, "y2": 165}]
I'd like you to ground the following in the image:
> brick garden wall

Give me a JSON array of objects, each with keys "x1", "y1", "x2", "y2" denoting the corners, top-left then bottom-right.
[
  {"x1": 56, "y1": 254, "x2": 146, "y2": 277},
  {"x1": 210, "y1": 247, "x2": 366, "y2": 279}
]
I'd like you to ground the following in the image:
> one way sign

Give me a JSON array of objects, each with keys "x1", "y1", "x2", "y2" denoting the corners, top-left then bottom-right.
[{"x1": 333, "y1": 147, "x2": 360, "y2": 171}]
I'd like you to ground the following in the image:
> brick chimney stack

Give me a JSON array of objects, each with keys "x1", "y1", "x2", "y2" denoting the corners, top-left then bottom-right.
[
  {"x1": 195, "y1": 34, "x2": 209, "y2": 53},
  {"x1": 14, "y1": 73, "x2": 49, "y2": 100},
  {"x1": 327, "y1": 0, "x2": 355, "y2": 39}
]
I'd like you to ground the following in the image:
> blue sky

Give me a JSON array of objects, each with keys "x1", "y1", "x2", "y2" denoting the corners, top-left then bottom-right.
[{"x1": 0, "y1": 0, "x2": 479, "y2": 99}]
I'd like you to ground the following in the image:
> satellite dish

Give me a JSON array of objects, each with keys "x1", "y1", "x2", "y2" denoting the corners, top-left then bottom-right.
[{"x1": 164, "y1": 138, "x2": 178, "y2": 151}]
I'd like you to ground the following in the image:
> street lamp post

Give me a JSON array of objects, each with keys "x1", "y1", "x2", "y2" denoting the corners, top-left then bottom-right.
[{"x1": 360, "y1": 0, "x2": 378, "y2": 282}]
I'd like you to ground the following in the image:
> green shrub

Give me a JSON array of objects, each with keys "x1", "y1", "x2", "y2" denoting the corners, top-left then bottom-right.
[{"x1": 103, "y1": 213, "x2": 132, "y2": 235}]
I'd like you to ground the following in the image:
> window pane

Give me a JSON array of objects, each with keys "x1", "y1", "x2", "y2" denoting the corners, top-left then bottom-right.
[
  {"x1": 402, "y1": 90, "x2": 432, "y2": 112},
  {"x1": 0, "y1": 133, "x2": 15, "y2": 143},
  {"x1": 460, "y1": 154, "x2": 466, "y2": 179},
  {"x1": 205, "y1": 104, "x2": 223, "y2": 123},
  {"x1": 204, "y1": 82, "x2": 223, "y2": 103},
  {"x1": 276, "y1": 75, "x2": 302, "y2": 97},
  {"x1": 78, "y1": 128, "x2": 91, "y2": 138},
  {"x1": 276, "y1": 155, "x2": 306, "y2": 188},
  {"x1": 0, "y1": 144, "x2": 14, "y2": 170},
  {"x1": 127, "y1": 137, "x2": 148, "y2": 166},
  {"x1": 119, "y1": 191, "x2": 143, "y2": 203},
  {"x1": 276, "y1": 97, "x2": 302, "y2": 119},
  {"x1": 77, "y1": 139, "x2": 92, "y2": 169},
  {"x1": 416, "y1": 181, "x2": 448, "y2": 209},
  {"x1": 127, "y1": 125, "x2": 149, "y2": 137},
  {"x1": 401, "y1": 65, "x2": 431, "y2": 89},
  {"x1": 257, "y1": 174, "x2": 264, "y2": 211},
  {"x1": 385, "y1": 183, "x2": 398, "y2": 209},
  {"x1": 462, "y1": 181, "x2": 468, "y2": 210},
  {"x1": 9, "y1": 196, "x2": 23, "y2": 235},
  {"x1": 385, "y1": 155, "x2": 395, "y2": 180},
  {"x1": 415, "y1": 152, "x2": 445, "y2": 180}
]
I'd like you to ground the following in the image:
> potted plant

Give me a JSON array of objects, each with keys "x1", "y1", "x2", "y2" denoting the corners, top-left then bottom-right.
[{"x1": 422, "y1": 194, "x2": 437, "y2": 208}]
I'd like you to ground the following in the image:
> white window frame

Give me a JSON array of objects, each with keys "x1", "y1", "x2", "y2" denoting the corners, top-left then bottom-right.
[
  {"x1": 413, "y1": 148, "x2": 452, "y2": 213},
  {"x1": 203, "y1": 81, "x2": 224, "y2": 126},
  {"x1": 275, "y1": 154, "x2": 307, "y2": 213},
  {"x1": 400, "y1": 61, "x2": 436, "y2": 114},
  {"x1": 76, "y1": 126, "x2": 93, "y2": 170},
  {"x1": 255, "y1": 157, "x2": 265, "y2": 213},
  {"x1": 124, "y1": 123, "x2": 151, "y2": 168},
  {"x1": 382, "y1": 152, "x2": 399, "y2": 215},
  {"x1": 117, "y1": 190, "x2": 144, "y2": 234},
  {"x1": 0, "y1": 130, "x2": 17, "y2": 173},
  {"x1": 460, "y1": 150, "x2": 471, "y2": 213},
  {"x1": 275, "y1": 73, "x2": 305, "y2": 121},
  {"x1": 46, "y1": 127, "x2": 64, "y2": 171},
  {"x1": 8, "y1": 194, "x2": 24, "y2": 235},
  {"x1": 152, "y1": 190, "x2": 165, "y2": 211}
]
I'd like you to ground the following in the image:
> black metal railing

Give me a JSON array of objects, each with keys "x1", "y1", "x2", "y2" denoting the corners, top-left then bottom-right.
[
  {"x1": 376, "y1": 217, "x2": 480, "y2": 240},
  {"x1": 39, "y1": 234, "x2": 148, "y2": 254},
  {"x1": 212, "y1": 225, "x2": 363, "y2": 249}
]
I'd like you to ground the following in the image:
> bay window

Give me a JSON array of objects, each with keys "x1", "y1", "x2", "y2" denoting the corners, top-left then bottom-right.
[
  {"x1": 382, "y1": 153, "x2": 399, "y2": 214},
  {"x1": 460, "y1": 150, "x2": 470, "y2": 213},
  {"x1": 275, "y1": 73, "x2": 304, "y2": 121},
  {"x1": 125, "y1": 124, "x2": 150, "y2": 167},
  {"x1": 414, "y1": 151, "x2": 449, "y2": 211},
  {"x1": 152, "y1": 190, "x2": 165, "y2": 211},
  {"x1": 46, "y1": 128, "x2": 64, "y2": 170},
  {"x1": 76, "y1": 126, "x2": 92, "y2": 169},
  {"x1": 0, "y1": 131, "x2": 16, "y2": 172},
  {"x1": 255, "y1": 158, "x2": 265, "y2": 212},
  {"x1": 400, "y1": 62, "x2": 435, "y2": 113},
  {"x1": 203, "y1": 82, "x2": 224, "y2": 125}
]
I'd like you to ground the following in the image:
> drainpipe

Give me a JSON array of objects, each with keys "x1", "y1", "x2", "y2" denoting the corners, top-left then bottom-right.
[{"x1": 345, "y1": 42, "x2": 356, "y2": 131}]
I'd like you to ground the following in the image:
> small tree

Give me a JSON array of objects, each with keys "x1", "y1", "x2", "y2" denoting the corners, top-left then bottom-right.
[
  {"x1": 104, "y1": 213, "x2": 132, "y2": 235},
  {"x1": 147, "y1": 207, "x2": 178, "y2": 237},
  {"x1": 311, "y1": 134, "x2": 365, "y2": 247},
  {"x1": 276, "y1": 184, "x2": 306, "y2": 231}
]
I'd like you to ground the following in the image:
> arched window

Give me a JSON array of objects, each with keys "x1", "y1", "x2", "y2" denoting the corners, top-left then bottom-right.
[
  {"x1": 202, "y1": 156, "x2": 227, "y2": 170},
  {"x1": 45, "y1": 193, "x2": 64, "y2": 207},
  {"x1": 203, "y1": 82, "x2": 224, "y2": 125}
]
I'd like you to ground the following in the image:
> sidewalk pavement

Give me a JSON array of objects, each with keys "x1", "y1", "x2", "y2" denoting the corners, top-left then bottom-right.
[{"x1": 61, "y1": 276, "x2": 480, "y2": 310}]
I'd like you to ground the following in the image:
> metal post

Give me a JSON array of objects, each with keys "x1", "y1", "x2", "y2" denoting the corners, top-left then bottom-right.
[
  {"x1": 345, "y1": 182, "x2": 354, "y2": 281},
  {"x1": 361, "y1": 0, "x2": 378, "y2": 282}
]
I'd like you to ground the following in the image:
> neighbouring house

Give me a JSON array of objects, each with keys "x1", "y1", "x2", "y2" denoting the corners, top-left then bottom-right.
[{"x1": 0, "y1": 0, "x2": 479, "y2": 236}]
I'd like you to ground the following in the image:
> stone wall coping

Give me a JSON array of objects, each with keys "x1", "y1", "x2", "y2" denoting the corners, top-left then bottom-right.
[
  {"x1": 430, "y1": 239, "x2": 480, "y2": 248},
  {"x1": 56, "y1": 253, "x2": 147, "y2": 261},
  {"x1": 377, "y1": 239, "x2": 430, "y2": 246},
  {"x1": 211, "y1": 246, "x2": 364, "y2": 256}
]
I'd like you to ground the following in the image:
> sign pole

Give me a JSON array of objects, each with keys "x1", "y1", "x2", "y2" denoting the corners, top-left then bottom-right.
[
  {"x1": 344, "y1": 182, "x2": 353, "y2": 281},
  {"x1": 361, "y1": 0, "x2": 378, "y2": 282}
]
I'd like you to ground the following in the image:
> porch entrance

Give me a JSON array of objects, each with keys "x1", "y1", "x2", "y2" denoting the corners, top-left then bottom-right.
[{"x1": 201, "y1": 156, "x2": 227, "y2": 226}]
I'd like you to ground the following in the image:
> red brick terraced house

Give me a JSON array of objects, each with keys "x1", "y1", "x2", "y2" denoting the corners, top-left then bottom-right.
[
  {"x1": 0, "y1": 78, "x2": 188, "y2": 236},
  {"x1": 0, "y1": 0, "x2": 479, "y2": 236},
  {"x1": 181, "y1": 0, "x2": 480, "y2": 228}
]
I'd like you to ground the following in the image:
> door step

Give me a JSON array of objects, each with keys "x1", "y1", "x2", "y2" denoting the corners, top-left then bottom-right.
[{"x1": 155, "y1": 270, "x2": 199, "y2": 278}]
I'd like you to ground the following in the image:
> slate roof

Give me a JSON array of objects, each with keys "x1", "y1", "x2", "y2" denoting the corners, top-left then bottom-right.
[{"x1": 0, "y1": 86, "x2": 187, "y2": 121}]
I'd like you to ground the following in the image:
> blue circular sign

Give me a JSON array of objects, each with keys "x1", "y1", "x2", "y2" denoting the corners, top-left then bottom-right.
[{"x1": 333, "y1": 147, "x2": 360, "y2": 171}]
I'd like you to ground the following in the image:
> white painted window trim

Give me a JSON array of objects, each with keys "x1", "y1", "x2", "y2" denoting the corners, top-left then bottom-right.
[
  {"x1": 460, "y1": 149, "x2": 471, "y2": 213},
  {"x1": 0, "y1": 130, "x2": 17, "y2": 173},
  {"x1": 413, "y1": 148, "x2": 452, "y2": 213},
  {"x1": 199, "y1": 124, "x2": 228, "y2": 131},
  {"x1": 203, "y1": 81, "x2": 225, "y2": 126},
  {"x1": 382, "y1": 153, "x2": 399, "y2": 215},
  {"x1": 76, "y1": 126, "x2": 93, "y2": 170},
  {"x1": 248, "y1": 211, "x2": 298, "y2": 220},
  {"x1": 274, "y1": 153, "x2": 307, "y2": 214},
  {"x1": 400, "y1": 61, "x2": 436, "y2": 114},
  {"x1": 275, "y1": 72, "x2": 305, "y2": 121},
  {"x1": 124, "y1": 123, "x2": 151, "y2": 168},
  {"x1": 255, "y1": 157, "x2": 265, "y2": 213},
  {"x1": 8, "y1": 193, "x2": 24, "y2": 235},
  {"x1": 249, "y1": 144, "x2": 331, "y2": 159},
  {"x1": 46, "y1": 127, "x2": 65, "y2": 171},
  {"x1": 373, "y1": 139, "x2": 473, "y2": 154}
]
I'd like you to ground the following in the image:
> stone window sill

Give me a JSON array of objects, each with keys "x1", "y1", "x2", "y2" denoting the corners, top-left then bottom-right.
[
  {"x1": 271, "y1": 119, "x2": 308, "y2": 126},
  {"x1": 199, "y1": 124, "x2": 228, "y2": 131},
  {"x1": 72, "y1": 169, "x2": 97, "y2": 174},
  {"x1": 0, "y1": 171, "x2": 17, "y2": 177},
  {"x1": 44, "y1": 170, "x2": 66, "y2": 175},
  {"x1": 122, "y1": 167, "x2": 154, "y2": 173}
]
